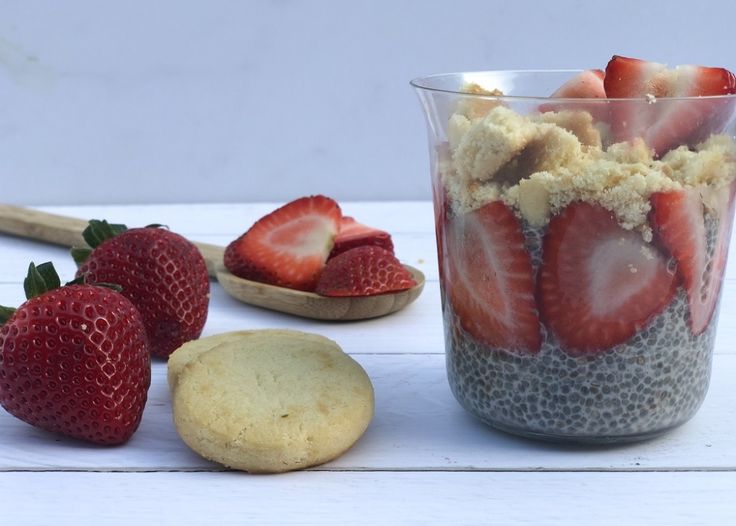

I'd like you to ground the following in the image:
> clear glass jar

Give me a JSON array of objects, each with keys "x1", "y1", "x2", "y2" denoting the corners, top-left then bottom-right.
[{"x1": 412, "y1": 71, "x2": 736, "y2": 443}]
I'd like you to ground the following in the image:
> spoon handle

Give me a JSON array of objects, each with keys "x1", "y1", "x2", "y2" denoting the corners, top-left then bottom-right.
[{"x1": 0, "y1": 204, "x2": 224, "y2": 278}]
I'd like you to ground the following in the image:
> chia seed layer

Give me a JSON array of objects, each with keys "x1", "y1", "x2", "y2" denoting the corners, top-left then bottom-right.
[{"x1": 444, "y1": 222, "x2": 721, "y2": 443}]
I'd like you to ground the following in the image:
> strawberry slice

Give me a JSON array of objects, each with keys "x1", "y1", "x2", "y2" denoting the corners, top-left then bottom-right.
[
  {"x1": 445, "y1": 201, "x2": 541, "y2": 352},
  {"x1": 538, "y1": 202, "x2": 678, "y2": 352},
  {"x1": 315, "y1": 246, "x2": 416, "y2": 297},
  {"x1": 550, "y1": 69, "x2": 606, "y2": 98},
  {"x1": 224, "y1": 195, "x2": 341, "y2": 291},
  {"x1": 603, "y1": 56, "x2": 668, "y2": 98},
  {"x1": 650, "y1": 183, "x2": 736, "y2": 334},
  {"x1": 539, "y1": 69, "x2": 608, "y2": 121},
  {"x1": 604, "y1": 55, "x2": 736, "y2": 156},
  {"x1": 329, "y1": 216, "x2": 394, "y2": 258}
]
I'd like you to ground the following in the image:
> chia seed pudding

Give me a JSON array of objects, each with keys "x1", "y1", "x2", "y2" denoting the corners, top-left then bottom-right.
[
  {"x1": 415, "y1": 69, "x2": 736, "y2": 443},
  {"x1": 443, "y1": 222, "x2": 720, "y2": 442}
]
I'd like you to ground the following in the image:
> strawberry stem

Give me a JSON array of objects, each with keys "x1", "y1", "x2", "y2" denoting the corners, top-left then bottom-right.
[
  {"x1": 23, "y1": 262, "x2": 61, "y2": 300},
  {"x1": 82, "y1": 219, "x2": 127, "y2": 249},
  {"x1": 70, "y1": 247, "x2": 93, "y2": 267},
  {"x1": 0, "y1": 305, "x2": 16, "y2": 325},
  {"x1": 65, "y1": 276, "x2": 86, "y2": 286}
]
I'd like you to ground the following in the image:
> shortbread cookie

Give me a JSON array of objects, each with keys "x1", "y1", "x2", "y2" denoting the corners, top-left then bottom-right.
[
  {"x1": 167, "y1": 331, "x2": 255, "y2": 391},
  {"x1": 167, "y1": 329, "x2": 346, "y2": 391},
  {"x1": 171, "y1": 329, "x2": 374, "y2": 473}
]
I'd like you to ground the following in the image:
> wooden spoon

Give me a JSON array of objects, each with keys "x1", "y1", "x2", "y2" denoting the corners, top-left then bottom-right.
[{"x1": 0, "y1": 204, "x2": 425, "y2": 321}]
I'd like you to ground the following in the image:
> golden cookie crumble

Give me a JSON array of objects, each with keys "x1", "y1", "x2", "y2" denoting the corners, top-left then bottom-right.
[{"x1": 441, "y1": 87, "x2": 736, "y2": 241}]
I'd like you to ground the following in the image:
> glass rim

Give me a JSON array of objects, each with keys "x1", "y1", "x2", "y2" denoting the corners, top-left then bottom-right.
[{"x1": 409, "y1": 69, "x2": 736, "y2": 102}]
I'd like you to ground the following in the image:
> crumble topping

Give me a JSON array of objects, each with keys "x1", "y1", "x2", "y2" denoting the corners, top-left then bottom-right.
[
  {"x1": 455, "y1": 83, "x2": 504, "y2": 120},
  {"x1": 441, "y1": 98, "x2": 736, "y2": 240},
  {"x1": 534, "y1": 110, "x2": 602, "y2": 149}
]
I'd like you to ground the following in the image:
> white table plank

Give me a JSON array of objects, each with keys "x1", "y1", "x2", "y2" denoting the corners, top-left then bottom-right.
[
  {"x1": 1, "y1": 202, "x2": 735, "y2": 525},
  {"x1": 1, "y1": 354, "x2": 734, "y2": 471},
  {"x1": 1, "y1": 471, "x2": 733, "y2": 526}
]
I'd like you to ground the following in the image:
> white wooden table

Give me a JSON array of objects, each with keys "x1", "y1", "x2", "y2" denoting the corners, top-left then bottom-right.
[{"x1": 1, "y1": 202, "x2": 735, "y2": 525}]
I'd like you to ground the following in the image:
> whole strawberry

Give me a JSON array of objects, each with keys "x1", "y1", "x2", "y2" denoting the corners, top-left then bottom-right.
[
  {"x1": 0, "y1": 262, "x2": 150, "y2": 445},
  {"x1": 73, "y1": 220, "x2": 210, "y2": 359}
]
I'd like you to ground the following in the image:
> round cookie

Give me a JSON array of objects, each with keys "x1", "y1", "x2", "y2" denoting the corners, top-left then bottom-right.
[
  {"x1": 167, "y1": 329, "x2": 345, "y2": 391},
  {"x1": 167, "y1": 331, "x2": 255, "y2": 391},
  {"x1": 171, "y1": 329, "x2": 374, "y2": 473}
]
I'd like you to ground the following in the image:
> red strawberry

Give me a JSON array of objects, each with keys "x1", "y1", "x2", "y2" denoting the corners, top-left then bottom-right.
[
  {"x1": 539, "y1": 69, "x2": 607, "y2": 119},
  {"x1": 74, "y1": 221, "x2": 210, "y2": 359},
  {"x1": 550, "y1": 69, "x2": 606, "y2": 98},
  {"x1": 538, "y1": 202, "x2": 678, "y2": 352},
  {"x1": 444, "y1": 201, "x2": 541, "y2": 352},
  {"x1": 604, "y1": 55, "x2": 736, "y2": 156},
  {"x1": 650, "y1": 183, "x2": 736, "y2": 334},
  {"x1": 329, "y1": 216, "x2": 394, "y2": 258},
  {"x1": 434, "y1": 167, "x2": 451, "y2": 287},
  {"x1": 224, "y1": 195, "x2": 341, "y2": 291},
  {"x1": 604, "y1": 56, "x2": 668, "y2": 98},
  {"x1": 315, "y1": 246, "x2": 416, "y2": 297},
  {"x1": 0, "y1": 263, "x2": 150, "y2": 445}
]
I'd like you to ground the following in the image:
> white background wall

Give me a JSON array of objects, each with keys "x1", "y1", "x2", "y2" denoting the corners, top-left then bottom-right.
[{"x1": 1, "y1": 0, "x2": 734, "y2": 205}]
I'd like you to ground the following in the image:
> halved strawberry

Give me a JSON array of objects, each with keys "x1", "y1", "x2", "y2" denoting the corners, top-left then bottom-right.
[
  {"x1": 329, "y1": 216, "x2": 394, "y2": 258},
  {"x1": 538, "y1": 202, "x2": 678, "y2": 352},
  {"x1": 604, "y1": 55, "x2": 736, "y2": 156},
  {"x1": 604, "y1": 56, "x2": 668, "y2": 98},
  {"x1": 539, "y1": 69, "x2": 608, "y2": 122},
  {"x1": 445, "y1": 201, "x2": 541, "y2": 352},
  {"x1": 550, "y1": 69, "x2": 606, "y2": 98},
  {"x1": 650, "y1": 183, "x2": 736, "y2": 334},
  {"x1": 315, "y1": 246, "x2": 415, "y2": 297},
  {"x1": 224, "y1": 196, "x2": 341, "y2": 291}
]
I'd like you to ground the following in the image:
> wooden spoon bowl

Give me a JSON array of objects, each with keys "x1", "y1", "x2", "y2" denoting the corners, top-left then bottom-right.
[
  {"x1": 0, "y1": 204, "x2": 425, "y2": 321},
  {"x1": 216, "y1": 263, "x2": 424, "y2": 321}
]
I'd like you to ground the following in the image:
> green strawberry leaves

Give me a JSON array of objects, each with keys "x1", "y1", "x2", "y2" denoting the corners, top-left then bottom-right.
[
  {"x1": 0, "y1": 306, "x2": 16, "y2": 325},
  {"x1": 0, "y1": 262, "x2": 126, "y2": 326},
  {"x1": 71, "y1": 219, "x2": 128, "y2": 266},
  {"x1": 83, "y1": 220, "x2": 128, "y2": 249},
  {"x1": 24, "y1": 262, "x2": 61, "y2": 300},
  {"x1": 71, "y1": 247, "x2": 93, "y2": 266},
  {"x1": 1, "y1": 262, "x2": 62, "y2": 324}
]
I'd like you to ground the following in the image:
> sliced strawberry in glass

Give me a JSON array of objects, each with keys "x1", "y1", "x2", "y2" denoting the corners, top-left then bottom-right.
[
  {"x1": 604, "y1": 55, "x2": 736, "y2": 156},
  {"x1": 650, "y1": 181, "x2": 736, "y2": 334},
  {"x1": 445, "y1": 201, "x2": 541, "y2": 353},
  {"x1": 539, "y1": 69, "x2": 609, "y2": 121},
  {"x1": 538, "y1": 202, "x2": 678, "y2": 352}
]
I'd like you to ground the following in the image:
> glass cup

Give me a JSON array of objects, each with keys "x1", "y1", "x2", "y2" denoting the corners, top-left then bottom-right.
[{"x1": 412, "y1": 71, "x2": 736, "y2": 443}]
